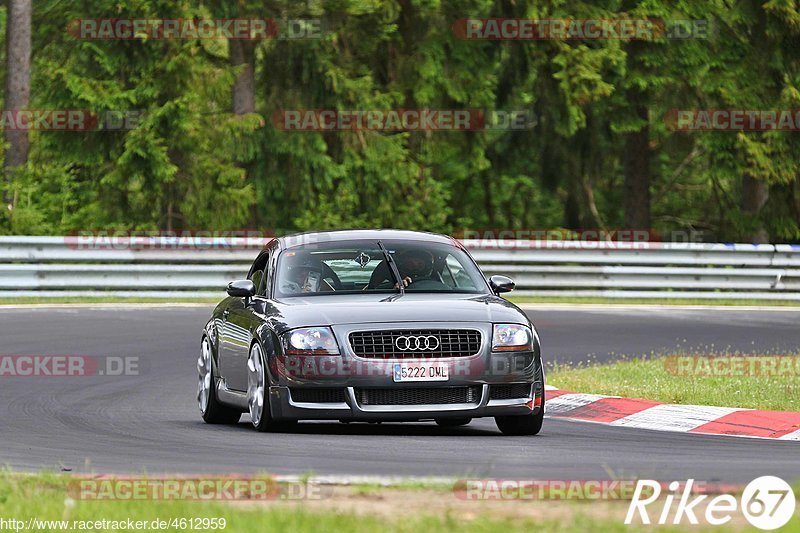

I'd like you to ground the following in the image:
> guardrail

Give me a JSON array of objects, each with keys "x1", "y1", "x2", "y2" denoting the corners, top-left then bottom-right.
[{"x1": 0, "y1": 236, "x2": 798, "y2": 300}]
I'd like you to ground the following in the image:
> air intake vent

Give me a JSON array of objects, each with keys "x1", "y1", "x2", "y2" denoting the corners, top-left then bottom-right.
[
  {"x1": 356, "y1": 386, "x2": 481, "y2": 406},
  {"x1": 290, "y1": 388, "x2": 346, "y2": 403},
  {"x1": 489, "y1": 383, "x2": 532, "y2": 400}
]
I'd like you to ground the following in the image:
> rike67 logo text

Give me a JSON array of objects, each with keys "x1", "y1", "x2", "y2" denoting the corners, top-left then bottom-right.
[{"x1": 626, "y1": 477, "x2": 796, "y2": 530}]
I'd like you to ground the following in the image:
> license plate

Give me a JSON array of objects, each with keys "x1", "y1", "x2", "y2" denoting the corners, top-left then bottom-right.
[{"x1": 392, "y1": 362, "x2": 449, "y2": 382}]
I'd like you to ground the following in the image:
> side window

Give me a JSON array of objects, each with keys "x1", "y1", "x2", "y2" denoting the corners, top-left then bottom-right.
[
  {"x1": 248, "y1": 251, "x2": 271, "y2": 297},
  {"x1": 443, "y1": 254, "x2": 476, "y2": 290},
  {"x1": 251, "y1": 270, "x2": 264, "y2": 295}
]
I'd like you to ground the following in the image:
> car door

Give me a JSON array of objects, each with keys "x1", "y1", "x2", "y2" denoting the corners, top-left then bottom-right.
[{"x1": 220, "y1": 250, "x2": 271, "y2": 392}]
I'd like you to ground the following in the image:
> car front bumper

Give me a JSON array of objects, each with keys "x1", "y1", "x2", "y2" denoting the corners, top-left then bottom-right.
[
  {"x1": 268, "y1": 381, "x2": 544, "y2": 421},
  {"x1": 267, "y1": 321, "x2": 543, "y2": 421}
]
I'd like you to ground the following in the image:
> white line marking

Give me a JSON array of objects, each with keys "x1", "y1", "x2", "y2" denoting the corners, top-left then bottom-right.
[
  {"x1": 610, "y1": 404, "x2": 739, "y2": 432},
  {"x1": 778, "y1": 429, "x2": 800, "y2": 441},
  {"x1": 546, "y1": 416, "x2": 800, "y2": 442},
  {"x1": 545, "y1": 393, "x2": 609, "y2": 415}
]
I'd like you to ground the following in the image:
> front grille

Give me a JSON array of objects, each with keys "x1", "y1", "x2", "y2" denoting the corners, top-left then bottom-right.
[
  {"x1": 349, "y1": 329, "x2": 481, "y2": 359},
  {"x1": 356, "y1": 386, "x2": 481, "y2": 406},
  {"x1": 489, "y1": 383, "x2": 532, "y2": 400},
  {"x1": 290, "y1": 388, "x2": 346, "y2": 403}
]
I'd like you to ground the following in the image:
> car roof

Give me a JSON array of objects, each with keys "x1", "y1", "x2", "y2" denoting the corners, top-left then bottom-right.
[{"x1": 275, "y1": 229, "x2": 459, "y2": 250}]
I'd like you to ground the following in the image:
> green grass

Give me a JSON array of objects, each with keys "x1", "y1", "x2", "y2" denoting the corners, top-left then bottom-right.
[
  {"x1": 549, "y1": 355, "x2": 800, "y2": 411},
  {"x1": 509, "y1": 296, "x2": 800, "y2": 307},
  {"x1": 4, "y1": 472, "x2": 789, "y2": 533},
  {"x1": 348, "y1": 480, "x2": 454, "y2": 497}
]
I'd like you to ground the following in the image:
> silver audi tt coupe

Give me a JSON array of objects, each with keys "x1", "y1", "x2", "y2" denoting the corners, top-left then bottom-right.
[{"x1": 198, "y1": 229, "x2": 544, "y2": 435}]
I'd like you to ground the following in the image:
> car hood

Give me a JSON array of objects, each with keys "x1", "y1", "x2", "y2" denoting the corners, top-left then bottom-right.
[{"x1": 267, "y1": 293, "x2": 529, "y2": 332}]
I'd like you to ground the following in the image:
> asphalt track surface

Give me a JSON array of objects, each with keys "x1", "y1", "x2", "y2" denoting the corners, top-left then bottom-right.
[{"x1": 0, "y1": 305, "x2": 798, "y2": 483}]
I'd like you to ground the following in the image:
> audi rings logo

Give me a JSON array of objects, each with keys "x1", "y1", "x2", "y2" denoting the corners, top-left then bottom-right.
[{"x1": 395, "y1": 335, "x2": 440, "y2": 351}]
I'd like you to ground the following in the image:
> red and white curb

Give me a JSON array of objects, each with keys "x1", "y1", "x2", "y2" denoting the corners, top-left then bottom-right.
[{"x1": 544, "y1": 386, "x2": 800, "y2": 441}]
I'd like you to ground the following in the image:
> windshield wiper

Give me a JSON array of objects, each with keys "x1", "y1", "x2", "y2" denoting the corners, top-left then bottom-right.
[{"x1": 377, "y1": 240, "x2": 404, "y2": 295}]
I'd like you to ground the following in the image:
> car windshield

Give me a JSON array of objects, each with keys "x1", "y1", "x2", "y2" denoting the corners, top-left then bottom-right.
[{"x1": 274, "y1": 239, "x2": 489, "y2": 297}]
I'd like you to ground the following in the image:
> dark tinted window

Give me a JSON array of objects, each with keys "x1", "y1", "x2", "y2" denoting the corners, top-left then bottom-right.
[{"x1": 275, "y1": 239, "x2": 488, "y2": 297}]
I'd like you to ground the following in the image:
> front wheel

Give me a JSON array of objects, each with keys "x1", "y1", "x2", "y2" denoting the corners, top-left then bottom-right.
[
  {"x1": 495, "y1": 402, "x2": 544, "y2": 436},
  {"x1": 247, "y1": 342, "x2": 296, "y2": 433},
  {"x1": 198, "y1": 337, "x2": 241, "y2": 425}
]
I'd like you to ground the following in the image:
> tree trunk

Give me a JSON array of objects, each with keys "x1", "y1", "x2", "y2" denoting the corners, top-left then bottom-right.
[
  {"x1": 480, "y1": 172, "x2": 496, "y2": 228},
  {"x1": 623, "y1": 101, "x2": 651, "y2": 231},
  {"x1": 229, "y1": 40, "x2": 255, "y2": 115},
  {"x1": 741, "y1": 173, "x2": 770, "y2": 243},
  {"x1": 564, "y1": 177, "x2": 582, "y2": 229},
  {"x1": 623, "y1": 40, "x2": 651, "y2": 232},
  {"x1": 229, "y1": 39, "x2": 257, "y2": 226},
  {"x1": 3, "y1": 0, "x2": 32, "y2": 208}
]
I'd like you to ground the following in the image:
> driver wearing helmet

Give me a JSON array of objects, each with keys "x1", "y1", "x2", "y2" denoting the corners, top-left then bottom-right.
[
  {"x1": 394, "y1": 248, "x2": 435, "y2": 288},
  {"x1": 281, "y1": 259, "x2": 323, "y2": 294}
]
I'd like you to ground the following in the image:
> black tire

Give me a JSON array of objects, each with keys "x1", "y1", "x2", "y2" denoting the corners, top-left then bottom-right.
[
  {"x1": 253, "y1": 407, "x2": 297, "y2": 433},
  {"x1": 201, "y1": 341, "x2": 242, "y2": 425},
  {"x1": 435, "y1": 417, "x2": 472, "y2": 427},
  {"x1": 495, "y1": 400, "x2": 544, "y2": 436},
  {"x1": 249, "y1": 343, "x2": 297, "y2": 433}
]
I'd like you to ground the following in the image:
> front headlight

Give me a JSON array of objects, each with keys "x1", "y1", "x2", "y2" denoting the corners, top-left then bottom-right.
[
  {"x1": 492, "y1": 324, "x2": 534, "y2": 352},
  {"x1": 282, "y1": 327, "x2": 340, "y2": 355}
]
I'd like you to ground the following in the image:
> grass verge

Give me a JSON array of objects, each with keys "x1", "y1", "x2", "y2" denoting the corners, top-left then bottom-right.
[
  {"x1": 509, "y1": 296, "x2": 800, "y2": 307},
  {"x1": 1, "y1": 473, "x2": 795, "y2": 532},
  {"x1": 549, "y1": 355, "x2": 800, "y2": 411}
]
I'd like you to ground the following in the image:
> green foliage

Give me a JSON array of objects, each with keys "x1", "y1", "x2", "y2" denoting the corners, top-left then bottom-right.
[{"x1": 1, "y1": 0, "x2": 799, "y2": 241}]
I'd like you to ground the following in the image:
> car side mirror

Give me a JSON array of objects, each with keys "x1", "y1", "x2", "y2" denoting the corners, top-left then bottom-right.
[
  {"x1": 226, "y1": 279, "x2": 256, "y2": 300},
  {"x1": 489, "y1": 275, "x2": 515, "y2": 294}
]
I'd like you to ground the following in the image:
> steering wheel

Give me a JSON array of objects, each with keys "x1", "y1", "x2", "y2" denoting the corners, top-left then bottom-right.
[
  {"x1": 321, "y1": 263, "x2": 342, "y2": 290},
  {"x1": 365, "y1": 261, "x2": 391, "y2": 290}
]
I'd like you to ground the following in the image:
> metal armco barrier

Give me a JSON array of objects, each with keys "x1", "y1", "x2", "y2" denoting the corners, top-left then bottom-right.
[{"x1": 0, "y1": 236, "x2": 798, "y2": 300}]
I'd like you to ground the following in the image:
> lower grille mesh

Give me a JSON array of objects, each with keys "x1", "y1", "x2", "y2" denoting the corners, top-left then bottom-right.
[
  {"x1": 290, "y1": 388, "x2": 346, "y2": 403},
  {"x1": 356, "y1": 386, "x2": 481, "y2": 406},
  {"x1": 489, "y1": 383, "x2": 532, "y2": 400}
]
